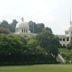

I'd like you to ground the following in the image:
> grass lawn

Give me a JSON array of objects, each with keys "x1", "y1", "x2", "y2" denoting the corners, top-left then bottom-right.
[{"x1": 0, "y1": 64, "x2": 72, "y2": 72}]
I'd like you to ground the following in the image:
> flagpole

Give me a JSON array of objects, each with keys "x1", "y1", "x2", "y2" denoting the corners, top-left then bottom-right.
[{"x1": 70, "y1": 8, "x2": 71, "y2": 25}]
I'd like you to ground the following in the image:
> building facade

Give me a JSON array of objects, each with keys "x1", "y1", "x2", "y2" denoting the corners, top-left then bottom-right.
[
  {"x1": 15, "y1": 17, "x2": 72, "y2": 46},
  {"x1": 57, "y1": 21, "x2": 72, "y2": 46},
  {"x1": 15, "y1": 18, "x2": 36, "y2": 36}
]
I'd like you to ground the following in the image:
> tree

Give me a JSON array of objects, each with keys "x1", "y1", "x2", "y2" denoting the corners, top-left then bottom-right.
[
  {"x1": 28, "y1": 21, "x2": 37, "y2": 33},
  {"x1": 0, "y1": 27, "x2": 10, "y2": 34},
  {"x1": 0, "y1": 20, "x2": 9, "y2": 29},
  {"x1": 28, "y1": 21, "x2": 45, "y2": 33},
  {"x1": 36, "y1": 23, "x2": 45, "y2": 33},
  {"x1": 9, "y1": 19, "x2": 18, "y2": 32},
  {"x1": 0, "y1": 34, "x2": 27, "y2": 55},
  {"x1": 42, "y1": 27, "x2": 52, "y2": 34},
  {"x1": 36, "y1": 28, "x2": 60, "y2": 57},
  {"x1": 27, "y1": 37, "x2": 46, "y2": 55}
]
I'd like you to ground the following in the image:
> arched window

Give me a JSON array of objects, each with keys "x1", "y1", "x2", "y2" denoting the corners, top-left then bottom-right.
[
  {"x1": 63, "y1": 38, "x2": 65, "y2": 41},
  {"x1": 67, "y1": 37, "x2": 69, "y2": 41}
]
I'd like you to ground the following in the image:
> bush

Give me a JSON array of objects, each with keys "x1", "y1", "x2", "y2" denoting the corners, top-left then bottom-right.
[{"x1": 0, "y1": 34, "x2": 58, "y2": 65}]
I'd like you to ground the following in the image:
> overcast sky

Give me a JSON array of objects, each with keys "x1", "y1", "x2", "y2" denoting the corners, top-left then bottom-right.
[{"x1": 0, "y1": 0, "x2": 72, "y2": 34}]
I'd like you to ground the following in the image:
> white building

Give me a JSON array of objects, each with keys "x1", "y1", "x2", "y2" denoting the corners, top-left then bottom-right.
[
  {"x1": 57, "y1": 19, "x2": 72, "y2": 46},
  {"x1": 15, "y1": 16, "x2": 72, "y2": 47},
  {"x1": 15, "y1": 17, "x2": 36, "y2": 36}
]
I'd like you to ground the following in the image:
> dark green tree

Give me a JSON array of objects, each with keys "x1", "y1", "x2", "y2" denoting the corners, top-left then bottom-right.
[
  {"x1": 28, "y1": 21, "x2": 45, "y2": 33},
  {"x1": 27, "y1": 37, "x2": 46, "y2": 55},
  {"x1": 0, "y1": 34, "x2": 27, "y2": 55},
  {"x1": 36, "y1": 23, "x2": 44, "y2": 33},
  {"x1": 36, "y1": 28, "x2": 60, "y2": 57},
  {"x1": 9, "y1": 19, "x2": 18, "y2": 32},
  {"x1": 0, "y1": 20, "x2": 9, "y2": 29},
  {"x1": 28, "y1": 21, "x2": 37, "y2": 33}
]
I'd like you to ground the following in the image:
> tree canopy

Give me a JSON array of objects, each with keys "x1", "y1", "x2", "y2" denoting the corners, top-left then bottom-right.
[
  {"x1": 36, "y1": 28, "x2": 60, "y2": 57},
  {"x1": 0, "y1": 19, "x2": 61, "y2": 65}
]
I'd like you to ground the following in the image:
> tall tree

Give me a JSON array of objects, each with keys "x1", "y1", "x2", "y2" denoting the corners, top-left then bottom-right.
[
  {"x1": 28, "y1": 21, "x2": 45, "y2": 33},
  {"x1": 10, "y1": 19, "x2": 18, "y2": 32},
  {"x1": 0, "y1": 20, "x2": 9, "y2": 29},
  {"x1": 36, "y1": 23, "x2": 45, "y2": 33},
  {"x1": 28, "y1": 21, "x2": 37, "y2": 33},
  {"x1": 36, "y1": 28, "x2": 60, "y2": 57}
]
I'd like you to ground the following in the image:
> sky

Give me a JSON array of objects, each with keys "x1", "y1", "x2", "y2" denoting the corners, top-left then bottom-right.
[{"x1": 0, "y1": 0, "x2": 72, "y2": 35}]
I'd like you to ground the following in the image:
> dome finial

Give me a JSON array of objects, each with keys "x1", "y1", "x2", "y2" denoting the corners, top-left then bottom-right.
[{"x1": 21, "y1": 17, "x2": 24, "y2": 22}]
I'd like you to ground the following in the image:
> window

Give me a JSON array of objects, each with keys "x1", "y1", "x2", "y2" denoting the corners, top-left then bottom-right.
[
  {"x1": 63, "y1": 38, "x2": 65, "y2": 41},
  {"x1": 67, "y1": 37, "x2": 69, "y2": 41}
]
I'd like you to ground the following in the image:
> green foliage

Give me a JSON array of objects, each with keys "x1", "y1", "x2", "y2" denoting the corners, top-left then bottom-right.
[
  {"x1": 9, "y1": 19, "x2": 18, "y2": 32},
  {"x1": 0, "y1": 19, "x2": 18, "y2": 33},
  {"x1": 28, "y1": 21, "x2": 45, "y2": 33},
  {"x1": 67, "y1": 39, "x2": 72, "y2": 49},
  {"x1": 27, "y1": 37, "x2": 47, "y2": 55},
  {"x1": 36, "y1": 29, "x2": 60, "y2": 57},
  {"x1": 59, "y1": 48, "x2": 72, "y2": 63},
  {"x1": 0, "y1": 19, "x2": 60, "y2": 64},
  {"x1": 42, "y1": 27, "x2": 53, "y2": 34},
  {"x1": 0, "y1": 20, "x2": 9, "y2": 28},
  {"x1": 28, "y1": 21, "x2": 37, "y2": 33},
  {"x1": 0, "y1": 34, "x2": 59, "y2": 65},
  {"x1": 0, "y1": 34, "x2": 27, "y2": 55}
]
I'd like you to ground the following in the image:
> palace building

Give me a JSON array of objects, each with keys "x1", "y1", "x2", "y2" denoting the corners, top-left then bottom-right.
[
  {"x1": 57, "y1": 11, "x2": 72, "y2": 46},
  {"x1": 57, "y1": 23, "x2": 72, "y2": 46},
  {"x1": 15, "y1": 16, "x2": 72, "y2": 47}
]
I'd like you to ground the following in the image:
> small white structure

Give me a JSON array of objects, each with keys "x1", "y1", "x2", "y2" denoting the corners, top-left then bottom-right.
[
  {"x1": 15, "y1": 17, "x2": 36, "y2": 36},
  {"x1": 16, "y1": 17, "x2": 30, "y2": 35}
]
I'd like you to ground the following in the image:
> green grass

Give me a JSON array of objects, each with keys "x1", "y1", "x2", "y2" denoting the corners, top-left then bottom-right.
[{"x1": 0, "y1": 64, "x2": 72, "y2": 72}]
